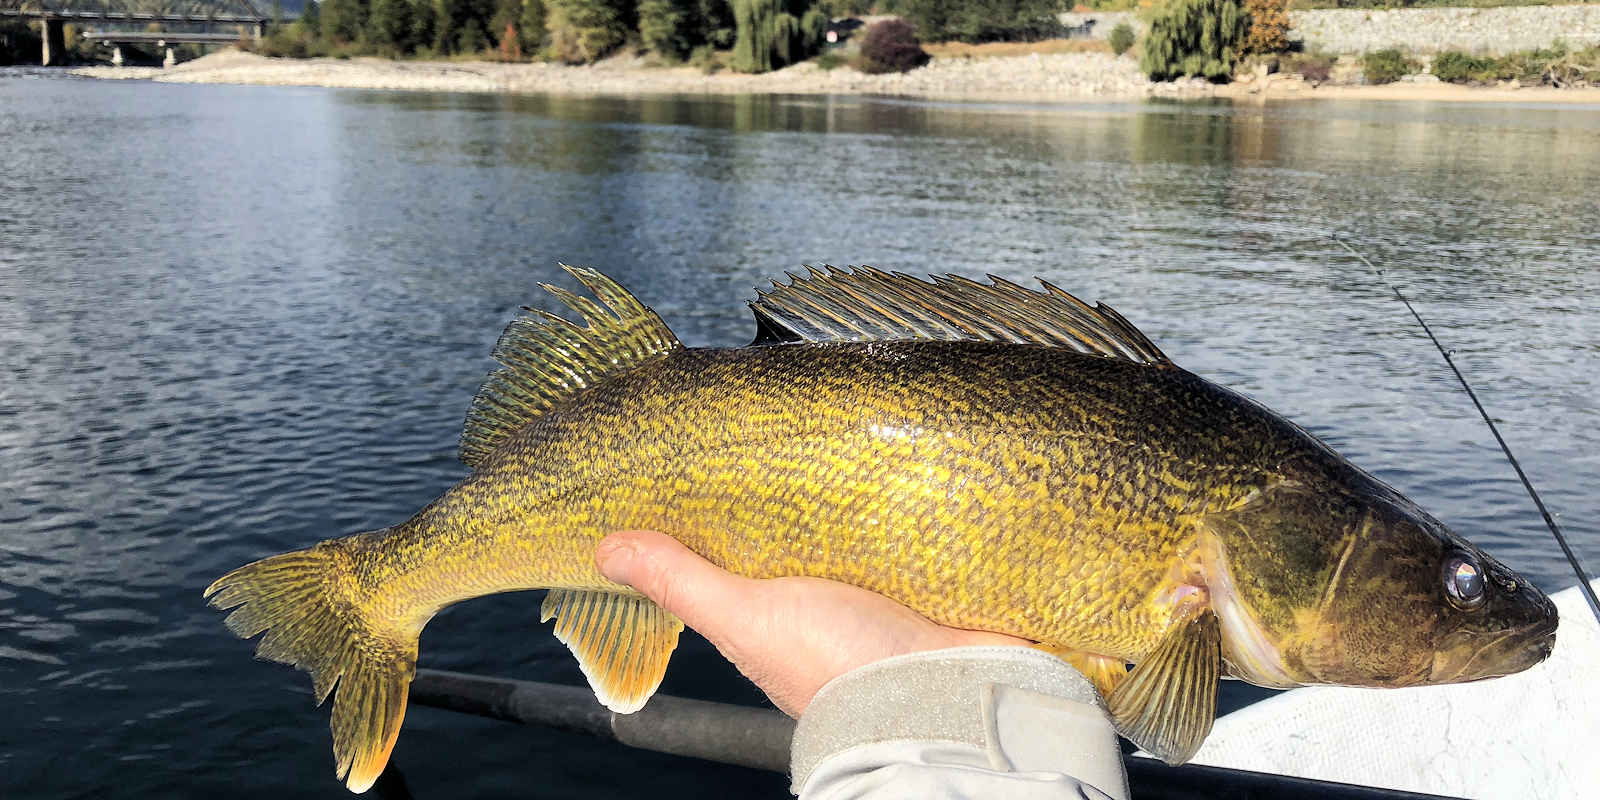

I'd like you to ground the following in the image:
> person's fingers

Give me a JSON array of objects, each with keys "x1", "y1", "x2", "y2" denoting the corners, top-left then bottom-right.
[{"x1": 594, "y1": 530, "x2": 758, "y2": 643}]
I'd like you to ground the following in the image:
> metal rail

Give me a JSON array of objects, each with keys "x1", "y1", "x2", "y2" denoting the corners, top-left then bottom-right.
[{"x1": 409, "y1": 668, "x2": 1458, "y2": 800}]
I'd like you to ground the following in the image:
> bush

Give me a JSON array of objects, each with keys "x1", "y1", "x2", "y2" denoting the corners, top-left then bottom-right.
[
  {"x1": 901, "y1": 0, "x2": 1063, "y2": 45},
  {"x1": 813, "y1": 50, "x2": 844, "y2": 70},
  {"x1": 545, "y1": 0, "x2": 630, "y2": 63},
  {"x1": 854, "y1": 18, "x2": 928, "y2": 74},
  {"x1": 1241, "y1": 0, "x2": 1288, "y2": 55},
  {"x1": 689, "y1": 43, "x2": 722, "y2": 72},
  {"x1": 1281, "y1": 51, "x2": 1333, "y2": 84},
  {"x1": 1108, "y1": 23, "x2": 1135, "y2": 57},
  {"x1": 1140, "y1": 0, "x2": 1247, "y2": 82},
  {"x1": 1432, "y1": 50, "x2": 1495, "y2": 84},
  {"x1": 1361, "y1": 48, "x2": 1414, "y2": 84}
]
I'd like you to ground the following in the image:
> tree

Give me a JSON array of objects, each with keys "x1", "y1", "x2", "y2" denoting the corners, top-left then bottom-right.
[
  {"x1": 545, "y1": 0, "x2": 630, "y2": 63},
  {"x1": 638, "y1": 0, "x2": 688, "y2": 59},
  {"x1": 1140, "y1": 0, "x2": 1247, "y2": 81},
  {"x1": 519, "y1": 0, "x2": 547, "y2": 54},
  {"x1": 731, "y1": 0, "x2": 823, "y2": 73},
  {"x1": 321, "y1": 0, "x2": 371, "y2": 44},
  {"x1": 368, "y1": 0, "x2": 415, "y2": 51},
  {"x1": 1241, "y1": 0, "x2": 1289, "y2": 54}
]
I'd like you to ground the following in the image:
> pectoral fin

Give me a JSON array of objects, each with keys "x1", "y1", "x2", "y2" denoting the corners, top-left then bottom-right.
[
  {"x1": 541, "y1": 589, "x2": 684, "y2": 714},
  {"x1": 1107, "y1": 608, "x2": 1220, "y2": 765}
]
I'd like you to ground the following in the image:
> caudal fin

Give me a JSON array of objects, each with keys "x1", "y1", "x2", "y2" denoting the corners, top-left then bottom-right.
[{"x1": 205, "y1": 541, "x2": 417, "y2": 793}]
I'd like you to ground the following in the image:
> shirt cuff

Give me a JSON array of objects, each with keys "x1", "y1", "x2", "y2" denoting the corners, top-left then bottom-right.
[{"x1": 790, "y1": 646, "x2": 1126, "y2": 798}]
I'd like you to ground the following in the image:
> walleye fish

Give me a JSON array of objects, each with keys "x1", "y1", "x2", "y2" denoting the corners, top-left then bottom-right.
[{"x1": 207, "y1": 267, "x2": 1558, "y2": 792}]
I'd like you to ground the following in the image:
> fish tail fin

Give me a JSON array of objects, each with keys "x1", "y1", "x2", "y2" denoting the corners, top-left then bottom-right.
[{"x1": 205, "y1": 537, "x2": 418, "y2": 794}]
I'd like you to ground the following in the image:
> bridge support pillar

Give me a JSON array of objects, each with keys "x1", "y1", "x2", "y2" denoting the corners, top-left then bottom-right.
[
  {"x1": 163, "y1": 47, "x2": 176, "y2": 68},
  {"x1": 41, "y1": 18, "x2": 66, "y2": 67},
  {"x1": 253, "y1": 22, "x2": 266, "y2": 41},
  {"x1": 111, "y1": 45, "x2": 124, "y2": 67}
]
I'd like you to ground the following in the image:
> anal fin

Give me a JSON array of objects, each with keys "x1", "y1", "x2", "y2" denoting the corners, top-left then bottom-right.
[
  {"x1": 1107, "y1": 608, "x2": 1220, "y2": 765},
  {"x1": 541, "y1": 589, "x2": 684, "y2": 713},
  {"x1": 1033, "y1": 644, "x2": 1129, "y2": 699}
]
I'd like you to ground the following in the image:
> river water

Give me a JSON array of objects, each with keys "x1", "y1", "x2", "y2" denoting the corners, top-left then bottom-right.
[{"x1": 1, "y1": 70, "x2": 1597, "y2": 798}]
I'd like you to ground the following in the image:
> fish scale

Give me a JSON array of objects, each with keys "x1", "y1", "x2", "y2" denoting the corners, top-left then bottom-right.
[{"x1": 207, "y1": 267, "x2": 1557, "y2": 792}]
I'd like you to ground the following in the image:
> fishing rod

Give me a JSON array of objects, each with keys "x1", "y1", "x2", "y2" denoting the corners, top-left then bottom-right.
[{"x1": 1331, "y1": 233, "x2": 1600, "y2": 625}]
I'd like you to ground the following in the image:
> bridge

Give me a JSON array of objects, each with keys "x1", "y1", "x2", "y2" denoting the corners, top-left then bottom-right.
[{"x1": 1, "y1": 0, "x2": 269, "y2": 66}]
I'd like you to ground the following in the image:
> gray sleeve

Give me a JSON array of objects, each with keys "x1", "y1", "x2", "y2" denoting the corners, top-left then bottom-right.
[{"x1": 791, "y1": 646, "x2": 1129, "y2": 800}]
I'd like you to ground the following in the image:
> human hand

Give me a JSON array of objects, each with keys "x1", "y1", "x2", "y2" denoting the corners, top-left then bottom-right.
[{"x1": 594, "y1": 530, "x2": 1032, "y2": 717}]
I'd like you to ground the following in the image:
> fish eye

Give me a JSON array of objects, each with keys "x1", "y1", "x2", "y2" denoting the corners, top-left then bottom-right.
[{"x1": 1443, "y1": 553, "x2": 1487, "y2": 610}]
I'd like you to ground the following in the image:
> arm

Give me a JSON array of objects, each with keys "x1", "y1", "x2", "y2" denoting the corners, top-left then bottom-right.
[{"x1": 596, "y1": 531, "x2": 1129, "y2": 800}]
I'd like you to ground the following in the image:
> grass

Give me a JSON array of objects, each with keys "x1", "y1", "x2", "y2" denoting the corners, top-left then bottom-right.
[{"x1": 922, "y1": 38, "x2": 1111, "y2": 60}]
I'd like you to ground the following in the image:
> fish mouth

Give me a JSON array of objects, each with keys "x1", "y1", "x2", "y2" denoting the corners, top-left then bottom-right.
[{"x1": 1429, "y1": 610, "x2": 1558, "y2": 684}]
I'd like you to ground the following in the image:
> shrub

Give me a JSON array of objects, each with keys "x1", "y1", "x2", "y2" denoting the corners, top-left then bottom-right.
[
  {"x1": 1432, "y1": 50, "x2": 1494, "y2": 84},
  {"x1": 689, "y1": 43, "x2": 722, "y2": 72},
  {"x1": 813, "y1": 50, "x2": 844, "y2": 70},
  {"x1": 1281, "y1": 51, "x2": 1333, "y2": 84},
  {"x1": 545, "y1": 0, "x2": 630, "y2": 63},
  {"x1": 639, "y1": 0, "x2": 688, "y2": 59},
  {"x1": 1241, "y1": 0, "x2": 1288, "y2": 55},
  {"x1": 854, "y1": 18, "x2": 928, "y2": 74},
  {"x1": 1108, "y1": 23, "x2": 1135, "y2": 57},
  {"x1": 1140, "y1": 0, "x2": 1247, "y2": 82},
  {"x1": 901, "y1": 0, "x2": 1063, "y2": 45},
  {"x1": 1361, "y1": 48, "x2": 1413, "y2": 84}
]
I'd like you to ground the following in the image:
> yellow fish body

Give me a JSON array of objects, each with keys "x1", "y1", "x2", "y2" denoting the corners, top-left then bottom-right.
[{"x1": 208, "y1": 267, "x2": 1557, "y2": 792}]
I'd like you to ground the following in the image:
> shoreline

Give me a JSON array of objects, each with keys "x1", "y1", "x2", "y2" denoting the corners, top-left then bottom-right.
[{"x1": 69, "y1": 49, "x2": 1600, "y2": 106}]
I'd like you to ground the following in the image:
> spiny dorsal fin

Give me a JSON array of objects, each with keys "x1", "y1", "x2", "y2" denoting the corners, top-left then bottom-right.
[
  {"x1": 749, "y1": 266, "x2": 1170, "y2": 365},
  {"x1": 541, "y1": 589, "x2": 684, "y2": 713},
  {"x1": 460, "y1": 266, "x2": 681, "y2": 468}
]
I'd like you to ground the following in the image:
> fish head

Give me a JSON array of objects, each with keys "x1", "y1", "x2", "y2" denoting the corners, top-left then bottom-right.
[{"x1": 1200, "y1": 478, "x2": 1557, "y2": 690}]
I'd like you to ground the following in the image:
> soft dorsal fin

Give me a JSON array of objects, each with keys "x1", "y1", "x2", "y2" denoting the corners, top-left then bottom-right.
[
  {"x1": 749, "y1": 266, "x2": 1170, "y2": 365},
  {"x1": 460, "y1": 266, "x2": 681, "y2": 468}
]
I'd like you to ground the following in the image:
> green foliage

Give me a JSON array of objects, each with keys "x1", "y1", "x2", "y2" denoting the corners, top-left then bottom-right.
[
  {"x1": 731, "y1": 0, "x2": 824, "y2": 73},
  {"x1": 1108, "y1": 22, "x2": 1135, "y2": 57},
  {"x1": 546, "y1": 0, "x2": 629, "y2": 63},
  {"x1": 1430, "y1": 44, "x2": 1600, "y2": 87},
  {"x1": 1431, "y1": 51, "x2": 1495, "y2": 84},
  {"x1": 813, "y1": 50, "x2": 844, "y2": 70},
  {"x1": 639, "y1": 0, "x2": 688, "y2": 59},
  {"x1": 902, "y1": 0, "x2": 1063, "y2": 44},
  {"x1": 520, "y1": 0, "x2": 548, "y2": 52},
  {"x1": 1140, "y1": 0, "x2": 1246, "y2": 82},
  {"x1": 855, "y1": 18, "x2": 928, "y2": 74},
  {"x1": 689, "y1": 43, "x2": 722, "y2": 72},
  {"x1": 1360, "y1": 48, "x2": 1413, "y2": 84},
  {"x1": 368, "y1": 0, "x2": 416, "y2": 52},
  {"x1": 321, "y1": 0, "x2": 370, "y2": 44}
]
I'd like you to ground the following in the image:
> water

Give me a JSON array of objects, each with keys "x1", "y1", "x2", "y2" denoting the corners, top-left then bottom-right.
[{"x1": 2, "y1": 70, "x2": 1597, "y2": 798}]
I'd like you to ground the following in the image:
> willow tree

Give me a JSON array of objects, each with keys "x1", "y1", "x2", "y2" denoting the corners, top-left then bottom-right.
[{"x1": 731, "y1": 0, "x2": 825, "y2": 73}]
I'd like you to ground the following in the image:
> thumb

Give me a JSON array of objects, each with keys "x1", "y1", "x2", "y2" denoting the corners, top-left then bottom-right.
[{"x1": 594, "y1": 531, "x2": 755, "y2": 639}]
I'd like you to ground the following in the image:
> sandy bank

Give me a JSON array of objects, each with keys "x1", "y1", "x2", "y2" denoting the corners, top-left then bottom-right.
[{"x1": 71, "y1": 49, "x2": 1600, "y2": 106}]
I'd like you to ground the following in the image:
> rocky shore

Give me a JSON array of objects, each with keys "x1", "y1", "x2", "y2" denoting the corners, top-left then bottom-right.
[
  {"x1": 71, "y1": 49, "x2": 1211, "y2": 102},
  {"x1": 72, "y1": 48, "x2": 1600, "y2": 105}
]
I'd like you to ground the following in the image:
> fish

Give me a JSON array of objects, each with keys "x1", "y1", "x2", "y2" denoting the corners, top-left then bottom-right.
[{"x1": 206, "y1": 266, "x2": 1559, "y2": 792}]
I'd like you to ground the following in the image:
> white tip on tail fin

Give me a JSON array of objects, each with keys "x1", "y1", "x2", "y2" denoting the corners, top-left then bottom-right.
[
  {"x1": 541, "y1": 589, "x2": 684, "y2": 713},
  {"x1": 204, "y1": 540, "x2": 419, "y2": 793}
]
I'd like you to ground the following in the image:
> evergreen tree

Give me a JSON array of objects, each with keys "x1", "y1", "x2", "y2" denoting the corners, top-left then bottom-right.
[
  {"x1": 368, "y1": 0, "x2": 415, "y2": 51},
  {"x1": 457, "y1": 17, "x2": 488, "y2": 53},
  {"x1": 411, "y1": 0, "x2": 438, "y2": 51},
  {"x1": 518, "y1": 0, "x2": 547, "y2": 54},
  {"x1": 321, "y1": 0, "x2": 371, "y2": 44}
]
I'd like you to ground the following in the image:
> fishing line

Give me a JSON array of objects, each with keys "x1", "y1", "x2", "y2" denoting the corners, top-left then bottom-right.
[{"x1": 1331, "y1": 233, "x2": 1600, "y2": 625}]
